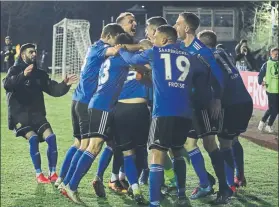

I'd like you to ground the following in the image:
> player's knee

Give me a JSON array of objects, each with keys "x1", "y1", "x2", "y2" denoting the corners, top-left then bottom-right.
[
  {"x1": 80, "y1": 138, "x2": 90, "y2": 150},
  {"x1": 25, "y1": 131, "x2": 37, "y2": 140},
  {"x1": 150, "y1": 148, "x2": 167, "y2": 165},
  {"x1": 123, "y1": 149, "x2": 135, "y2": 157},
  {"x1": 73, "y1": 138, "x2": 81, "y2": 148},
  {"x1": 203, "y1": 135, "x2": 218, "y2": 153},
  {"x1": 87, "y1": 138, "x2": 105, "y2": 156},
  {"x1": 42, "y1": 128, "x2": 54, "y2": 140},
  {"x1": 184, "y1": 138, "x2": 198, "y2": 152}
]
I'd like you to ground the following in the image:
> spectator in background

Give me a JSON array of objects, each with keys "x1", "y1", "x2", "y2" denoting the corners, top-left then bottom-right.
[
  {"x1": 235, "y1": 39, "x2": 257, "y2": 71},
  {"x1": 39, "y1": 50, "x2": 49, "y2": 73},
  {"x1": 1, "y1": 36, "x2": 16, "y2": 72},
  {"x1": 258, "y1": 47, "x2": 278, "y2": 133}
]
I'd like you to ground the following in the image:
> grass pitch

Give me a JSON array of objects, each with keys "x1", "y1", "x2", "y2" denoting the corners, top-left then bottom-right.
[{"x1": 1, "y1": 74, "x2": 278, "y2": 207}]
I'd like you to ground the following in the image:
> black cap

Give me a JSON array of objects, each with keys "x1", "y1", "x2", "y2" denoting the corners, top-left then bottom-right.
[
  {"x1": 19, "y1": 43, "x2": 36, "y2": 55},
  {"x1": 5, "y1": 36, "x2": 11, "y2": 40}
]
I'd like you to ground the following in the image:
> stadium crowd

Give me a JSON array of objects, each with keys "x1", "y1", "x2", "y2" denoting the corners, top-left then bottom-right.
[{"x1": 2, "y1": 11, "x2": 278, "y2": 207}]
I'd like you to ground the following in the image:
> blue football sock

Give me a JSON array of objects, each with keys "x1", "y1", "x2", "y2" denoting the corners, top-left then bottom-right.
[
  {"x1": 45, "y1": 134, "x2": 58, "y2": 172},
  {"x1": 149, "y1": 164, "x2": 164, "y2": 207},
  {"x1": 232, "y1": 140, "x2": 244, "y2": 178},
  {"x1": 69, "y1": 151, "x2": 95, "y2": 191},
  {"x1": 59, "y1": 146, "x2": 78, "y2": 178},
  {"x1": 124, "y1": 155, "x2": 138, "y2": 186},
  {"x1": 172, "y1": 157, "x2": 186, "y2": 198},
  {"x1": 63, "y1": 149, "x2": 84, "y2": 185},
  {"x1": 188, "y1": 148, "x2": 210, "y2": 188},
  {"x1": 29, "y1": 135, "x2": 42, "y2": 174},
  {"x1": 221, "y1": 148, "x2": 235, "y2": 186},
  {"x1": 96, "y1": 146, "x2": 113, "y2": 180}
]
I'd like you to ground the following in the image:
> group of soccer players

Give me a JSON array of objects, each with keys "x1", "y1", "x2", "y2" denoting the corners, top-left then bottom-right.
[{"x1": 4, "y1": 11, "x2": 253, "y2": 207}]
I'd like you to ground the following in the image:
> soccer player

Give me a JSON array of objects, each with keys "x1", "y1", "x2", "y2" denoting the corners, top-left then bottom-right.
[
  {"x1": 2, "y1": 43, "x2": 77, "y2": 184},
  {"x1": 175, "y1": 12, "x2": 233, "y2": 204},
  {"x1": 198, "y1": 30, "x2": 253, "y2": 191},
  {"x1": 258, "y1": 47, "x2": 279, "y2": 133},
  {"x1": 62, "y1": 33, "x2": 148, "y2": 205},
  {"x1": 118, "y1": 25, "x2": 214, "y2": 207},
  {"x1": 55, "y1": 23, "x2": 125, "y2": 192},
  {"x1": 92, "y1": 12, "x2": 138, "y2": 195}
]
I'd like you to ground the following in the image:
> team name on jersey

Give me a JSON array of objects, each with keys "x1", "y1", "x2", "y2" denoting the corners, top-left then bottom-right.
[{"x1": 158, "y1": 48, "x2": 189, "y2": 56}]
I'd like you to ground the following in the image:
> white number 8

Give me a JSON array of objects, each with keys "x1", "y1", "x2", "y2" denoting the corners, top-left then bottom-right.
[
  {"x1": 99, "y1": 59, "x2": 110, "y2": 85},
  {"x1": 160, "y1": 54, "x2": 190, "y2": 82}
]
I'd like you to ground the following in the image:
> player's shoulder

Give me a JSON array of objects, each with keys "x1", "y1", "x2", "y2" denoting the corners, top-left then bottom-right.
[{"x1": 91, "y1": 40, "x2": 110, "y2": 52}]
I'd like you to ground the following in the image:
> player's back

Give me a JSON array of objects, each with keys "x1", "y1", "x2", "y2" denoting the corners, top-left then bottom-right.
[
  {"x1": 118, "y1": 71, "x2": 148, "y2": 100},
  {"x1": 73, "y1": 40, "x2": 109, "y2": 104},
  {"x1": 152, "y1": 44, "x2": 195, "y2": 118},
  {"x1": 213, "y1": 48, "x2": 252, "y2": 106},
  {"x1": 90, "y1": 56, "x2": 129, "y2": 111}
]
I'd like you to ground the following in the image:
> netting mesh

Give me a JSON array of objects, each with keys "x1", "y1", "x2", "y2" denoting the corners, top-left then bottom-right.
[{"x1": 52, "y1": 18, "x2": 91, "y2": 81}]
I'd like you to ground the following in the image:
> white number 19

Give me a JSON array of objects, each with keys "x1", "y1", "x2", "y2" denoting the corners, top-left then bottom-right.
[{"x1": 160, "y1": 54, "x2": 190, "y2": 82}]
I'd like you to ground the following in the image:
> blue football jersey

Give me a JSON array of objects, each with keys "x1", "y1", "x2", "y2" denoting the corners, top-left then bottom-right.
[
  {"x1": 88, "y1": 56, "x2": 129, "y2": 112},
  {"x1": 180, "y1": 37, "x2": 224, "y2": 99},
  {"x1": 119, "y1": 44, "x2": 208, "y2": 118},
  {"x1": 118, "y1": 71, "x2": 148, "y2": 100},
  {"x1": 213, "y1": 48, "x2": 252, "y2": 106},
  {"x1": 72, "y1": 40, "x2": 109, "y2": 104}
]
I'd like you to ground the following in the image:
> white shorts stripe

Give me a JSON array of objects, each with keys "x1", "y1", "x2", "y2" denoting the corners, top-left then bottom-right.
[{"x1": 98, "y1": 111, "x2": 108, "y2": 134}]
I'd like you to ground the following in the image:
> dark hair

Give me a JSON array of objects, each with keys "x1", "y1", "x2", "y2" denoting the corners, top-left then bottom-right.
[
  {"x1": 115, "y1": 33, "x2": 134, "y2": 45},
  {"x1": 146, "y1": 16, "x2": 168, "y2": 28},
  {"x1": 20, "y1": 43, "x2": 36, "y2": 54},
  {"x1": 179, "y1": 12, "x2": 200, "y2": 31},
  {"x1": 116, "y1": 12, "x2": 134, "y2": 24},
  {"x1": 270, "y1": 47, "x2": 279, "y2": 53},
  {"x1": 197, "y1": 30, "x2": 217, "y2": 48},
  {"x1": 101, "y1": 23, "x2": 125, "y2": 38},
  {"x1": 240, "y1": 39, "x2": 248, "y2": 44},
  {"x1": 156, "y1": 25, "x2": 178, "y2": 42}
]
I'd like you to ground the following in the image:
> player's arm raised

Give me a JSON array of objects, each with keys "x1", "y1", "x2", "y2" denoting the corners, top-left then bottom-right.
[
  {"x1": 118, "y1": 48, "x2": 152, "y2": 65},
  {"x1": 2, "y1": 65, "x2": 30, "y2": 91},
  {"x1": 40, "y1": 72, "x2": 78, "y2": 97}
]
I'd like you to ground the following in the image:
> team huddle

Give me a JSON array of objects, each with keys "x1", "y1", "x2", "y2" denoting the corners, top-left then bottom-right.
[{"x1": 3, "y1": 12, "x2": 253, "y2": 207}]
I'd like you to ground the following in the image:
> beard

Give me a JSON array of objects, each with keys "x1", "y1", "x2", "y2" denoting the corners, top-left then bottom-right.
[{"x1": 25, "y1": 57, "x2": 36, "y2": 64}]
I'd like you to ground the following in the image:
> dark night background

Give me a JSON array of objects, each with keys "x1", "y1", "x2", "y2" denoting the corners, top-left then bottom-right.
[{"x1": 1, "y1": 1, "x2": 254, "y2": 53}]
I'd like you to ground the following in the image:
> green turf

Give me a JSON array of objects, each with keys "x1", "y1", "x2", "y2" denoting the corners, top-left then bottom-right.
[{"x1": 0, "y1": 73, "x2": 278, "y2": 207}]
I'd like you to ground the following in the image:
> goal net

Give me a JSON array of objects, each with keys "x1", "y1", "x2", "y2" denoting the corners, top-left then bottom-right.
[{"x1": 51, "y1": 18, "x2": 91, "y2": 80}]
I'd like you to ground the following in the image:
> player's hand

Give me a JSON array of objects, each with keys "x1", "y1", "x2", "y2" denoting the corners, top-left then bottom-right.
[
  {"x1": 135, "y1": 72, "x2": 143, "y2": 80},
  {"x1": 24, "y1": 64, "x2": 34, "y2": 76},
  {"x1": 209, "y1": 99, "x2": 221, "y2": 120},
  {"x1": 64, "y1": 74, "x2": 78, "y2": 86}
]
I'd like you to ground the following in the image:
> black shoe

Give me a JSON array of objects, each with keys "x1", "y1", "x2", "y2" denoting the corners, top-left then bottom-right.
[
  {"x1": 134, "y1": 192, "x2": 149, "y2": 206},
  {"x1": 214, "y1": 188, "x2": 233, "y2": 205},
  {"x1": 92, "y1": 177, "x2": 106, "y2": 198},
  {"x1": 172, "y1": 196, "x2": 188, "y2": 207}
]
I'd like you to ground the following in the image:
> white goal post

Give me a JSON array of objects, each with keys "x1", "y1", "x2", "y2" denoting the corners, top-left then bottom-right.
[{"x1": 51, "y1": 18, "x2": 91, "y2": 79}]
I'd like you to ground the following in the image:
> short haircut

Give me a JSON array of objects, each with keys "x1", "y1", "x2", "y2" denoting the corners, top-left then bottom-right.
[
  {"x1": 116, "y1": 12, "x2": 134, "y2": 24},
  {"x1": 179, "y1": 12, "x2": 200, "y2": 31},
  {"x1": 101, "y1": 23, "x2": 125, "y2": 38},
  {"x1": 156, "y1": 25, "x2": 178, "y2": 42},
  {"x1": 139, "y1": 39, "x2": 153, "y2": 49},
  {"x1": 270, "y1": 47, "x2": 279, "y2": 53},
  {"x1": 115, "y1": 33, "x2": 134, "y2": 45},
  {"x1": 197, "y1": 30, "x2": 217, "y2": 48},
  {"x1": 146, "y1": 16, "x2": 168, "y2": 28},
  {"x1": 20, "y1": 43, "x2": 36, "y2": 54}
]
